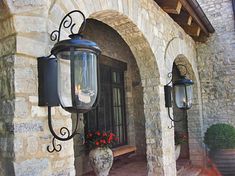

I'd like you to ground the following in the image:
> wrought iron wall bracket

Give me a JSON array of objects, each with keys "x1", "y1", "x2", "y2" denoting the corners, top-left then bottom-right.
[{"x1": 47, "y1": 107, "x2": 80, "y2": 153}]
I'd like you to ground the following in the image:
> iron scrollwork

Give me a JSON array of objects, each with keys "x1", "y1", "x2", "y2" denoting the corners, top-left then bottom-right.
[
  {"x1": 47, "y1": 107, "x2": 80, "y2": 153},
  {"x1": 50, "y1": 10, "x2": 86, "y2": 42}
]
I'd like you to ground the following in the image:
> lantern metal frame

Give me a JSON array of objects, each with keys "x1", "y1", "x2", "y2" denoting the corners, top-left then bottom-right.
[
  {"x1": 37, "y1": 10, "x2": 101, "y2": 153},
  {"x1": 164, "y1": 64, "x2": 194, "y2": 129}
]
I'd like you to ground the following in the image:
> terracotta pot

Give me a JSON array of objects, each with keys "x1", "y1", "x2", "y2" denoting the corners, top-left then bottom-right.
[
  {"x1": 210, "y1": 149, "x2": 235, "y2": 176},
  {"x1": 89, "y1": 147, "x2": 113, "y2": 176},
  {"x1": 175, "y1": 144, "x2": 181, "y2": 160}
]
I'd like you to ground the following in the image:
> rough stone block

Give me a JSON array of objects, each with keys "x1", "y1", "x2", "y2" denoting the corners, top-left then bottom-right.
[
  {"x1": 5, "y1": 0, "x2": 48, "y2": 15},
  {"x1": 16, "y1": 36, "x2": 46, "y2": 57},
  {"x1": 31, "y1": 106, "x2": 47, "y2": 117},
  {"x1": 14, "y1": 16, "x2": 47, "y2": 33},
  {"x1": 15, "y1": 97, "x2": 29, "y2": 118},
  {"x1": 0, "y1": 17, "x2": 15, "y2": 39},
  {"x1": 26, "y1": 136, "x2": 38, "y2": 154},
  {"x1": 14, "y1": 67, "x2": 37, "y2": 94},
  {"x1": 0, "y1": 36, "x2": 16, "y2": 57},
  {"x1": 13, "y1": 121, "x2": 43, "y2": 133},
  {"x1": 14, "y1": 137, "x2": 23, "y2": 152},
  {"x1": 14, "y1": 158, "x2": 49, "y2": 176},
  {"x1": 0, "y1": 101, "x2": 14, "y2": 117},
  {"x1": 29, "y1": 96, "x2": 38, "y2": 104}
]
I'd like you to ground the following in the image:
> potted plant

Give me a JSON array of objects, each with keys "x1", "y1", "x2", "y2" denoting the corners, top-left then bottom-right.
[
  {"x1": 204, "y1": 123, "x2": 235, "y2": 175},
  {"x1": 174, "y1": 131, "x2": 188, "y2": 160},
  {"x1": 86, "y1": 131, "x2": 118, "y2": 176}
]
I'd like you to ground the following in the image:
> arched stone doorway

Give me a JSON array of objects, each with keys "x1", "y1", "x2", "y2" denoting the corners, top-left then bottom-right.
[
  {"x1": 87, "y1": 10, "x2": 164, "y2": 175},
  {"x1": 173, "y1": 56, "x2": 205, "y2": 167},
  {"x1": 164, "y1": 36, "x2": 205, "y2": 168}
]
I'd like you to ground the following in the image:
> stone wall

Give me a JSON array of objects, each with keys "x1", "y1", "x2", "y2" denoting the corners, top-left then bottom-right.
[
  {"x1": 197, "y1": 0, "x2": 235, "y2": 131},
  {"x1": 1, "y1": 0, "x2": 202, "y2": 175}
]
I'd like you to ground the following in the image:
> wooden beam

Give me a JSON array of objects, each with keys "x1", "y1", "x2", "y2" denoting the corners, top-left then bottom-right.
[
  {"x1": 179, "y1": 0, "x2": 209, "y2": 36},
  {"x1": 187, "y1": 16, "x2": 193, "y2": 25},
  {"x1": 157, "y1": 0, "x2": 182, "y2": 14},
  {"x1": 193, "y1": 31, "x2": 209, "y2": 42},
  {"x1": 171, "y1": 11, "x2": 193, "y2": 26},
  {"x1": 182, "y1": 22, "x2": 201, "y2": 37}
]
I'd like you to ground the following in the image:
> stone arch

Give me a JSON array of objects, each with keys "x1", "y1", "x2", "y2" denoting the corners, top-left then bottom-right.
[
  {"x1": 86, "y1": 11, "x2": 163, "y2": 175},
  {"x1": 165, "y1": 37, "x2": 204, "y2": 167},
  {"x1": 174, "y1": 56, "x2": 205, "y2": 167},
  {"x1": 47, "y1": 1, "x2": 165, "y2": 175}
]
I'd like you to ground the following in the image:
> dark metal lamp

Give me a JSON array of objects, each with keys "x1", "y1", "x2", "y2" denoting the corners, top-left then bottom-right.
[
  {"x1": 37, "y1": 10, "x2": 101, "y2": 153},
  {"x1": 164, "y1": 64, "x2": 194, "y2": 128}
]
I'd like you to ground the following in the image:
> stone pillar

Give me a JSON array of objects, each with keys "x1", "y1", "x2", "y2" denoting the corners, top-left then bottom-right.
[
  {"x1": 0, "y1": 8, "x2": 16, "y2": 174},
  {"x1": 0, "y1": 1, "x2": 75, "y2": 175}
]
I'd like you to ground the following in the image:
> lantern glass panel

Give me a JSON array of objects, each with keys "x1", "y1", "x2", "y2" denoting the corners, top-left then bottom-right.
[
  {"x1": 57, "y1": 50, "x2": 98, "y2": 110},
  {"x1": 186, "y1": 84, "x2": 193, "y2": 108},
  {"x1": 174, "y1": 85, "x2": 185, "y2": 109},
  {"x1": 57, "y1": 51, "x2": 72, "y2": 107},
  {"x1": 73, "y1": 50, "x2": 97, "y2": 109},
  {"x1": 174, "y1": 84, "x2": 193, "y2": 109}
]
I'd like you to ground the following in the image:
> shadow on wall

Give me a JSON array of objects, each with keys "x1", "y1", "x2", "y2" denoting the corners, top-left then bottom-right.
[{"x1": 0, "y1": 57, "x2": 15, "y2": 176}]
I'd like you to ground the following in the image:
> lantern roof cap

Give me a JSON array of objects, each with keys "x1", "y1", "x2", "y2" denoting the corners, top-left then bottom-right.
[
  {"x1": 51, "y1": 34, "x2": 101, "y2": 55},
  {"x1": 173, "y1": 76, "x2": 194, "y2": 86}
]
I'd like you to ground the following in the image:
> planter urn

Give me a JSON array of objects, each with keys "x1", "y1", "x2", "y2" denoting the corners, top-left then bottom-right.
[{"x1": 89, "y1": 147, "x2": 113, "y2": 176}]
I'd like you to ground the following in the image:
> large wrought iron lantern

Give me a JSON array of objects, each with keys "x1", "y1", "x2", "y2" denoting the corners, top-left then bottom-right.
[
  {"x1": 37, "y1": 10, "x2": 101, "y2": 152},
  {"x1": 164, "y1": 64, "x2": 194, "y2": 128}
]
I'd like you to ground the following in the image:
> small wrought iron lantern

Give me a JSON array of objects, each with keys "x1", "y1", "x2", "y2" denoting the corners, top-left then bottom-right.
[
  {"x1": 164, "y1": 64, "x2": 194, "y2": 128},
  {"x1": 37, "y1": 10, "x2": 101, "y2": 152}
]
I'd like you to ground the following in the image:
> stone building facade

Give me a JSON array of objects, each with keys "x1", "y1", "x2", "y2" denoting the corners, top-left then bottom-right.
[
  {"x1": 0, "y1": 0, "x2": 234, "y2": 176},
  {"x1": 196, "y1": 0, "x2": 235, "y2": 130}
]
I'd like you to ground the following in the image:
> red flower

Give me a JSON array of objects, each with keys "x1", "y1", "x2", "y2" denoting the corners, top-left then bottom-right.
[
  {"x1": 86, "y1": 131, "x2": 117, "y2": 149},
  {"x1": 87, "y1": 133, "x2": 92, "y2": 138},
  {"x1": 96, "y1": 131, "x2": 101, "y2": 136}
]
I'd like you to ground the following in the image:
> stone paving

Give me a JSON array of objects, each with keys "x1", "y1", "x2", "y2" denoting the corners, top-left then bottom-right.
[
  {"x1": 83, "y1": 155, "x2": 147, "y2": 176},
  {"x1": 82, "y1": 156, "x2": 224, "y2": 176}
]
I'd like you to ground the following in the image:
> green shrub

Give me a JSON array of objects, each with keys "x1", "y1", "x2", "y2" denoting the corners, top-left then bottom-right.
[{"x1": 204, "y1": 123, "x2": 235, "y2": 150}]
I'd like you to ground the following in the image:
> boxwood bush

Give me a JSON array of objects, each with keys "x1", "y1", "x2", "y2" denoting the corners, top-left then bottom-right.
[{"x1": 204, "y1": 123, "x2": 235, "y2": 150}]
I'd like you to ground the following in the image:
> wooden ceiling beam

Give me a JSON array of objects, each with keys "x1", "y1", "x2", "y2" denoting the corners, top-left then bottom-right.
[
  {"x1": 179, "y1": 0, "x2": 209, "y2": 36},
  {"x1": 157, "y1": 0, "x2": 182, "y2": 14},
  {"x1": 171, "y1": 10, "x2": 193, "y2": 26},
  {"x1": 182, "y1": 21, "x2": 201, "y2": 37}
]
